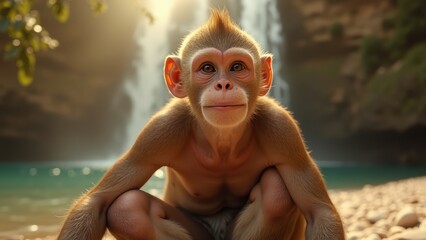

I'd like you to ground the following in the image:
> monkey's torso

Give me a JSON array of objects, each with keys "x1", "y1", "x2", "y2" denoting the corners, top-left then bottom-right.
[{"x1": 160, "y1": 97, "x2": 292, "y2": 216}]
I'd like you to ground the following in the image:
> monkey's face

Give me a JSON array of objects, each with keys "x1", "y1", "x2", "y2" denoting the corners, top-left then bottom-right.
[
  {"x1": 188, "y1": 47, "x2": 259, "y2": 128},
  {"x1": 164, "y1": 46, "x2": 272, "y2": 129}
]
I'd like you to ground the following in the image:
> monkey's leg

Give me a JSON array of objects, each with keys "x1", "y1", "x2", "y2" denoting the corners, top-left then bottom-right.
[
  {"x1": 106, "y1": 190, "x2": 213, "y2": 240},
  {"x1": 227, "y1": 167, "x2": 306, "y2": 240}
]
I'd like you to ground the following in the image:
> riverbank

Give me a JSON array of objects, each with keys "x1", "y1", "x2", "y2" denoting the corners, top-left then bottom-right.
[
  {"x1": 330, "y1": 176, "x2": 426, "y2": 240},
  {"x1": 2, "y1": 176, "x2": 425, "y2": 240}
]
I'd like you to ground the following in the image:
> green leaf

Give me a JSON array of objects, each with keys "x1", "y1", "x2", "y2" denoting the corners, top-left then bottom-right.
[
  {"x1": 90, "y1": 0, "x2": 107, "y2": 15},
  {"x1": 1, "y1": 0, "x2": 13, "y2": 9},
  {"x1": 16, "y1": 49, "x2": 36, "y2": 86},
  {"x1": 51, "y1": 1, "x2": 70, "y2": 22},
  {"x1": 17, "y1": 65, "x2": 33, "y2": 86},
  {"x1": 17, "y1": 0, "x2": 31, "y2": 15},
  {"x1": 31, "y1": 37, "x2": 40, "y2": 51}
]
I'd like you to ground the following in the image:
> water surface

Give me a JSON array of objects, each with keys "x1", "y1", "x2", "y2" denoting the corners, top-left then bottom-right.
[{"x1": 0, "y1": 161, "x2": 425, "y2": 239}]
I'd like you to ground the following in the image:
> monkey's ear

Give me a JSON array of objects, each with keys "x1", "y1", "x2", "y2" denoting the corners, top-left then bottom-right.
[
  {"x1": 259, "y1": 55, "x2": 273, "y2": 96},
  {"x1": 164, "y1": 56, "x2": 187, "y2": 98}
]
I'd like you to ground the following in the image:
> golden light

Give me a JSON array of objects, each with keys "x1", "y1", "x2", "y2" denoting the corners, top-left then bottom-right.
[{"x1": 33, "y1": 24, "x2": 42, "y2": 33}]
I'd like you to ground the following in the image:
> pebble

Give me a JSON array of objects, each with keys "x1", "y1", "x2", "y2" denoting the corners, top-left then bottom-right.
[
  {"x1": 330, "y1": 177, "x2": 426, "y2": 240},
  {"x1": 420, "y1": 219, "x2": 426, "y2": 229},
  {"x1": 389, "y1": 225, "x2": 405, "y2": 236},
  {"x1": 367, "y1": 209, "x2": 388, "y2": 223},
  {"x1": 395, "y1": 205, "x2": 419, "y2": 228},
  {"x1": 365, "y1": 233, "x2": 381, "y2": 240}
]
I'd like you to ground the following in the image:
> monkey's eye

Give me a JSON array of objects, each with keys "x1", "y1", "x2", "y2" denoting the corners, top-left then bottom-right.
[
  {"x1": 230, "y1": 62, "x2": 246, "y2": 71},
  {"x1": 201, "y1": 63, "x2": 216, "y2": 73}
]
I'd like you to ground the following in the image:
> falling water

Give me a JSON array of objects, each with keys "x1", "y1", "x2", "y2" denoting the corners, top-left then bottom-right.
[
  {"x1": 239, "y1": 0, "x2": 289, "y2": 104},
  {"x1": 124, "y1": 0, "x2": 288, "y2": 150}
]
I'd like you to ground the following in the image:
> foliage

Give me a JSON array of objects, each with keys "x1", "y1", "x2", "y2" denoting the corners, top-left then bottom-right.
[
  {"x1": 0, "y1": 0, "x2": 153, "y2": 86},
  {"x1": 0, "y1": 0, "x2": 106, "y2": 86},
  {"x1": 357, "y1": 0, "x2": 426, "y2": 129},
  {"x1": 360, "y1": 0, "x2": 426, "y2": 75},
  {"x1": 393, "y1": 0, "x2": 426, "y2": 49},
  {"x1": 361, "y1": 36, "x2": 386, "y2": 75},
  {"x1": 385, "y1": 0, "x2": 426, "y2": 61},
  {"x1": 381, "y1": 17, "x2": 395, "y2": 31},
  {"x1": 359, "y1": 43, "x2": 426, "y2": 130},
  {"x1": 329, "y1": 22, "x2": 343, "y2": 39},
  {"x1": 403, "y1": 43, "x2": 426, "y2": 88}
]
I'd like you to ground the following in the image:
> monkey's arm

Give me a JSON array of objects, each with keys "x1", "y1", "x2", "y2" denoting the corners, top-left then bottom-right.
[
  {"x1": 57, "y1": 149, "x2": 160, "y2": 240},
  {"x1": 277, "y1": 162, "x2": 345, "y2": 240},
  {"x1": 274, "y1": 126, "x2": 345, "y2": 239},
  {"x1": 259, "y1": 103, "x2": 345, "y2": 239},
  {"x1": 58, "y1": 100, "x2": 191, "y2": 239}
]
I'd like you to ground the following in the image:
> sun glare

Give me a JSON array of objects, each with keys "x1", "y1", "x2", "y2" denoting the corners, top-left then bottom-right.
[{"x1": 139, "y1": 0, "x2": 172, "y2": 25}]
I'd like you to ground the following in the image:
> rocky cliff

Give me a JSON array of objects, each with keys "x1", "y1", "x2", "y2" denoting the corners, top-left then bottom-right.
[{"x1": 277, "y1": 0, "x2": 426, "y2": 163}]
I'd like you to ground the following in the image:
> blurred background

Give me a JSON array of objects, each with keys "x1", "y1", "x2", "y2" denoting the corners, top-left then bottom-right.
[{"x1": 0, "y1": 0, "x2": 425, "y2": 239}]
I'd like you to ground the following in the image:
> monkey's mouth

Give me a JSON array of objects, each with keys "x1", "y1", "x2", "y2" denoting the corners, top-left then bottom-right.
[{"x1": 204, "y1": 104, "x2": 246, "y2": 110}]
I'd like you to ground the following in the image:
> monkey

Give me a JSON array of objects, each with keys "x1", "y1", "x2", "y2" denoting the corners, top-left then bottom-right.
[{"x1": 58, "y1": 9, "x2": 345, "y2": 240}]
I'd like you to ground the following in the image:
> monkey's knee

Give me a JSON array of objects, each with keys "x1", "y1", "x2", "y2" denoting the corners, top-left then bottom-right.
[
  {"x1": 107, "y1": 190, "x2": 156, "y2": 239},
  {"x1": 259, "y1": 167, "x2": 296, "y2": 222}
]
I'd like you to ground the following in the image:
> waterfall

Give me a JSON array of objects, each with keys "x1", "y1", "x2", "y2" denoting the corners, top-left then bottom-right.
[
  {"x1": 123, "y1": 27, "x2": 167, "y2": 149},
  {"x1": 124, "y1": 2, "x2": 177, "y2": 149},
  {"x1": 239, "y1": 0, "x2": 289, "y2": 105},
  {"x1": 123, "y1": 0, "x2": 288, "y2": 150}
]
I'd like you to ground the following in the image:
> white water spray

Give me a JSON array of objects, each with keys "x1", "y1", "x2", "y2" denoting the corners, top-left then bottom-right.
[{"x1": 240, "y1": 0, "x2": 289, "y2": 104}]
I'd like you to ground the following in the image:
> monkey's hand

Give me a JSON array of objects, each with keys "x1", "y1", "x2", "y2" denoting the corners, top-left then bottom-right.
[{"x1": 58, "y1": 194, "x2": 107, "y2": 240}]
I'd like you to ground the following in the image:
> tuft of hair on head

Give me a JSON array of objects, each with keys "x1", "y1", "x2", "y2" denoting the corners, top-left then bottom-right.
[
  {"x1": 178, "y1": 8, "x2": 263, "y2": 65},
  {"x1": 206, "y1": 8, "x2": 234, "y2": 33}
]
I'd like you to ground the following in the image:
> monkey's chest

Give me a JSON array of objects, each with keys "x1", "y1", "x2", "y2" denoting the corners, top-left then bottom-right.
[
  {"x1": 171, "y1": 154, "x2": 267, "y2": 207},
  {"x1": 169, "y1": 170, "x2": 257, "y2": 214}
]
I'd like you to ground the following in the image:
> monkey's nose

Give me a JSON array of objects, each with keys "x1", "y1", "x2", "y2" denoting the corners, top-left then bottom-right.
[{"x1": 215, "y1": 79, "x2": 233, "y2": 91}]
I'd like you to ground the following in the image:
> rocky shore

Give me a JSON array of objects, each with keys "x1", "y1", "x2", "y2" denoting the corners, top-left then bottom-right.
[
  {"x1": 5, "y1": 177, "x2": 426, "y2": 240},
  {"x1": 330, "y1": 177, "x2": 426, "y2": 240}
]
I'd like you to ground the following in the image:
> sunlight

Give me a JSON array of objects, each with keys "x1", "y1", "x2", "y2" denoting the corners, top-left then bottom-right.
[
  {"x1": 150, "y1": 1, "x2": 172, "y2": 22},
  {"x1": 138, "y1": 0, "x2": 172, "y2": 26},
  {"x1": 81, "y1": 167, "x2": 91, "y2": 175},
  {"x1": 154, "y1": 169, "x2": 164, "y2": 179},
  {"x1": 50, "y1": 168, "x2": 61, "y2": 176},
  {"x1": 28, "y1": 224, "x2": 38, "y2": 232},
  {"x1": 29, "y1": 168, "x2": 37, "y2": 176}
]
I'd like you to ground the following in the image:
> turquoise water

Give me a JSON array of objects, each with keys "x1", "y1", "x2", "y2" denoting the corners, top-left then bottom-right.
[{"x1": 0, "y1": 161, "x2": 425, "y2": 239}]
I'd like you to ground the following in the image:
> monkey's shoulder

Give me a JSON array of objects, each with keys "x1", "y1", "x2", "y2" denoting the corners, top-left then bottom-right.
[
  {"x1": 132, "y1": 99, "x2": 193, "y2": 160},
  {"x1": 254, "y1": 97, "x2": 296, "y2": 126},
  {"x1": 156, "y1": 98, "x2": 193, "y2": 121},
  {"x1": 142, "y1": 98, "x2": 193, "y2": 141},
  {"x1": 253, "y1": 96, "x2": 302, "y2": 143}
]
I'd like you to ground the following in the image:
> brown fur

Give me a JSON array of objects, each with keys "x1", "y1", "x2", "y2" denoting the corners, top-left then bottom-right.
[
  {"x1": 58, "y1": 9, "x2": 345, "y2": 240},
  {"x1": 174, "y1": 9, "x2": 267, "y2": 127},
  {"x1": 179, "y1": 9, "x2": 262, "y2": 66}
]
